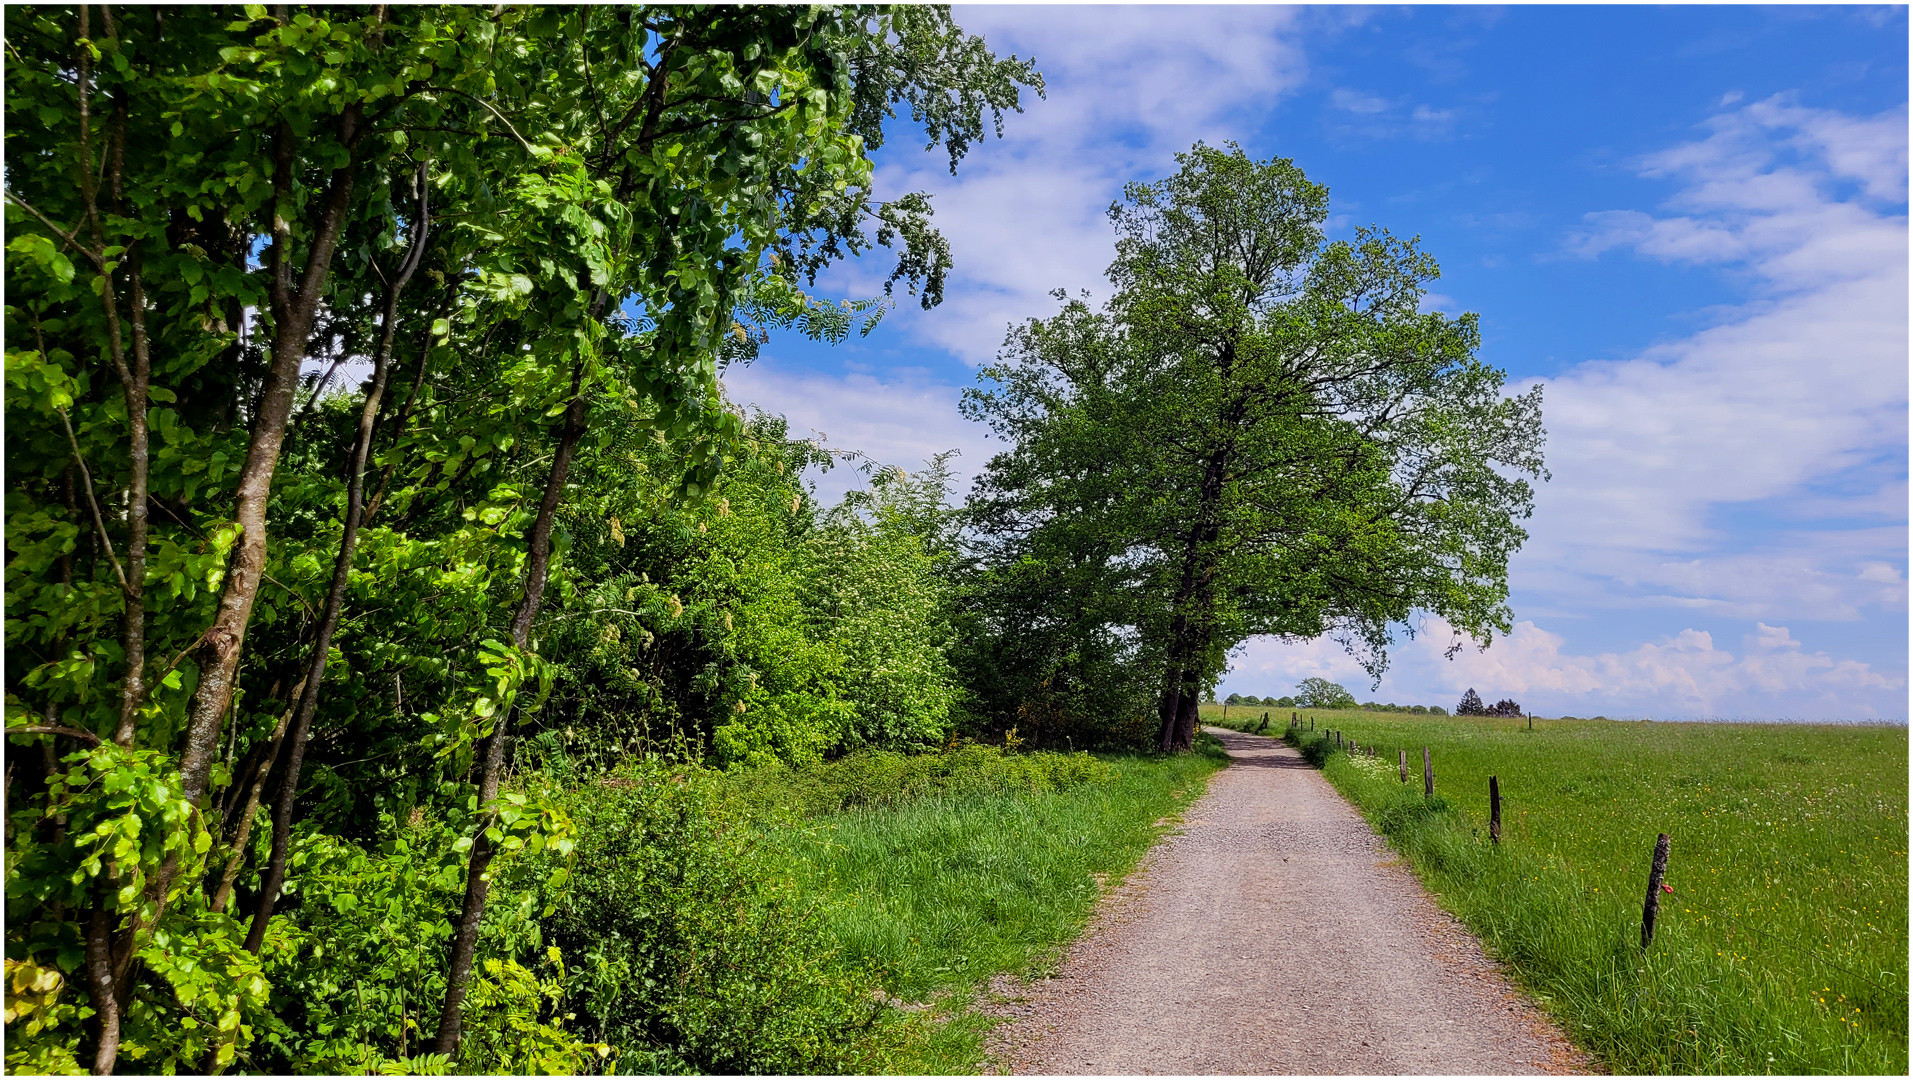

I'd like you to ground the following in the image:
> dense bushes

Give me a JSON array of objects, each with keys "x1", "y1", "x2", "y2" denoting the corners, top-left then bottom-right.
[
  {"x1": 507, "y1": 762, "x2": 885, "y2": 1075},
  {"x1": 536, "y1": 416, "x2": 960, "y2": 771}
]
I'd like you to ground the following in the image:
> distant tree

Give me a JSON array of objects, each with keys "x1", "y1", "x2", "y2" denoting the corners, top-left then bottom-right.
[
  {"x1": 1410, "y1": 705, "x2": 1428, "y2": 715},
  {"x1": 1457, "y1": 688, "x2": 1486, "y2": 715},
  {"x1": 1226, "y1": 693, "x2": 1245, "y2": 705},
  {"x1": 1297, "y1": 678, "x2": 1358, "y2": 710},
  {"x1": 1490, "y1": 698, "x2": 1524, "y2": 717},
  {"x1": 1429, "y1": 706, "x2": 1448, "y2": 716},
  {"x1": 1275, "y1": 696, "x2": 1296, "y2": 708}
]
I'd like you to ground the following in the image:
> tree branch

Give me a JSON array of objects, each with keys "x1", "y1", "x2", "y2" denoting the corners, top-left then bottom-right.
[{"x1": 57, "y1": 408, "x2": 129, "y2": 593}]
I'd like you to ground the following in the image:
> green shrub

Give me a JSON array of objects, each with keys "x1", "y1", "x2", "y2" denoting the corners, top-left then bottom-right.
[
  {"x1": 256, "y1": 803, "x2": 594, "y2": 1076},
  {"x1": 511, "y1": 761, "x2": 882, "y2": 1075}
]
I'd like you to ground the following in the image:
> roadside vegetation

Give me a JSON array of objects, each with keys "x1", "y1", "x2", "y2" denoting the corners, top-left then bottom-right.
[
  {"x1": 746, "y1": 738, "x2": 1228, "y2": 1072},
  {"x1": 1206, "y1": 709, "x2": 1909, "y2": 1074}
]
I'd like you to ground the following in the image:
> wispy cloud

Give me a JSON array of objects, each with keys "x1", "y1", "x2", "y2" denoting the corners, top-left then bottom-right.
[
  {"x1": 1322, "y1": 88, "x2": 1468, "y2": 142},
  {"x1": 721, "y1": 364, "x2": 994, "y2": 507},
  {"x1": 1538, "y1": 95, "x2": 1907, "y2": 621},
  {"x1": 848, "y1": 6, "x2": 1331, "y2": 365}
]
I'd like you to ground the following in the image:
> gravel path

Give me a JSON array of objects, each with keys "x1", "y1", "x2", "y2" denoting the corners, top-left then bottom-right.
[{"x1": 986, "y1": 726, "x2": 1593, "y2": 1075}]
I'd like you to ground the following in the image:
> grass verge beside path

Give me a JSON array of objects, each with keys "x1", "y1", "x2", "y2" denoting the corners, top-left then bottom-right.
[
  {"x1": 1207, "y1": 708, "x2": 1908, "y2": 1075},
  {"x1": 736, "y1": 738, "x2": 1228, "y2": 1072}
]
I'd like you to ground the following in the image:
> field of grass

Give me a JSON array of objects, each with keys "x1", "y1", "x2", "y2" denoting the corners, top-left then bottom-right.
[
  {"x1": 736, "y1": 739, "x2": 1229, "y2": 1072},
  {"x1": 1203, "y1": 706, "x2": 1908, "y2": 1074}
]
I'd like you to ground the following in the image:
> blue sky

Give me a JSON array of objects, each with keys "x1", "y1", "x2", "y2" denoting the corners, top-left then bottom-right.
[{"x1": 722, "y1": 4, "x2": 1909, "y2": 721}]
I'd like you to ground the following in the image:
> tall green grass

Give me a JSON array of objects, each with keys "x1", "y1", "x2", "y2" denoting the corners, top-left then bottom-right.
[
  {"x1": 1207, "y1": 708, "x2": 1908, "y2": 1074},
  {"x1": 734, "y1": 740, "x2": 1229, "y2": 1072}
]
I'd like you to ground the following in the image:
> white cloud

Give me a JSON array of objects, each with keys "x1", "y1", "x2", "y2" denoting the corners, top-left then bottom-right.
[
  {"x1": 720, "y1": 363, "x2": 993, "y2": 508},
  {"x1": 1225, "y1": 617, "x2": 1906, "y2": 720},
  {"x1": 1320, "y1": 90, "x2": 1465, "y2": 143},
  {"x1": 1331, "y1": 87, "x2": 1394, "y2": 115},
  {"x1": 1537, "y1": 95, "x2": 1907, "y2": 621},
  {"x1": 825, "y1": 6, "x2": 1327, "y2": 365}
]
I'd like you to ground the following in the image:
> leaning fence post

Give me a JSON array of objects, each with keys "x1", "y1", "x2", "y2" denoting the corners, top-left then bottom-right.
[
  {"x1": 1423, "y1": 746, "x2": 1433, "y2": 797},
  {"x1": 1399, "y1": 749, "x2": 1408, "y2": 784},
  {"x1": 1641, "y1": 833, "x2": 1671, "y2": 948},
  {"x1": 1489, "y1": 776, "x2": 1501, "y2": 844}
]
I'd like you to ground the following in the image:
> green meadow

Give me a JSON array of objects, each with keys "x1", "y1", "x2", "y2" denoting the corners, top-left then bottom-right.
[{"x1": 1204, "y1": 706, "x2": 1909, "y2": 1074}]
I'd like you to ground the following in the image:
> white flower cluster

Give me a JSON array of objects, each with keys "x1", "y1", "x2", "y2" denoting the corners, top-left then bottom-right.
[{"x1": 1341, "y1": 750, "x2": 1395, "y2": 781}]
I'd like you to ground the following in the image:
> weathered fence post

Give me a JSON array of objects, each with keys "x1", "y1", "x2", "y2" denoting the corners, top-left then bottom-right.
[
  {"x1": 1399, "y1": 749, "x2": 1408, "y2": 783},
  {"x1": 1641, "y1": 833, "x2": 1671, "y2": 948},
  {"x1": 1423, "y1": 746, "x2": 1433, "y2": 797},
  {"x1": 1489, "y1": 776, "x2": 1501, "y2": 844}
]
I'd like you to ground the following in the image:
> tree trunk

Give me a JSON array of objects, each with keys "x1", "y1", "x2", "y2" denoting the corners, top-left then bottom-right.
[
  {"x1": 83, "y1": 901, "x2": 122, "y2": 1076},
  {"x1": 433, "y1": 393, "x2": 590, "y2": 1056},
  {"x1": 1156, "y1": 451, "x2": 1229, "y2": 753},
  {"x1": 209, "y1": 687, "x2": 296, "y2": 915},
  {"x1": 176, "y1": 109, "x2": 362, "y2": 809},
  {"x1": 73, "y1": 15, "x2": 142, "y2": 1071},
  {"x1": 245, "y1": 167, "x2": 427, "y2": 954}
]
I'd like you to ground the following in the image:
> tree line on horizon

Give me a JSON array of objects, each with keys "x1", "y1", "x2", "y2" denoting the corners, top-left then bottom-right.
[{"x1": 1219, "y1": 678, "x2": 1527, "y2": 718}]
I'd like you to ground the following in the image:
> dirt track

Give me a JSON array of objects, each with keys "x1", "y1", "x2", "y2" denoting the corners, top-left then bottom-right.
[{"x1": 986, "y1": 726, "x2": 1593, "y2": 1075}]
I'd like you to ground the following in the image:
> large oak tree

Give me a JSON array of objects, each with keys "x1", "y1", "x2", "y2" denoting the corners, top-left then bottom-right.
[{"x1": 964, "y1": 144, "x2": 1546, "y2": 751}]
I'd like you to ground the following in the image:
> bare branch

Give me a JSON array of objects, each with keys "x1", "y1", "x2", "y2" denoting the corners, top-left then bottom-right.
[
  {"x1": 57, "y1": 408, "x2": 129, "y2": 593},
  {"x1": 2, "y1": 192, "x2": 102, "y2": 267},
  {"x1": 7, "y1": 725, "x2": 103, "y2": 746}
]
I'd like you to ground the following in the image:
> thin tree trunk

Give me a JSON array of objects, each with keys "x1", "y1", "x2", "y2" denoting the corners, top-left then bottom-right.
[
  {"x1": 433, "y1": 392, "x2": 590, "y2": 1056},
  {"x1": 84, "y1": 901, "x2": 122, "y2": 1076},
  {"x1": 245, "y1": 166, "x2": 428, "y2": 953},
  {"x1": 73, "y1": 13, "x2": 136, "y2": 1072},
  {"x1": 176, "y1": 107, "x2": 362, "y2": 809},
  {"x1": 363, "y1": 283, "x2": 455, "y2": 525},
  {"x1": 208, "y1": 679, "x2": 300, "y2": 915},
  {"x1": 112, "y1": 250, "x2": 152, "y2": 747},
  {"x1": 1156, "y1": 544, "x2": 1203, "y2": 752}
]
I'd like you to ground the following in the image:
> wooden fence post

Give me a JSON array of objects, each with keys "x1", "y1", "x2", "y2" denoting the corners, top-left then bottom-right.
[
  {"x1": 1399, "y1": 749, "x2": 1408, "y2": 784},
  {"x1": 1423, "y1": 746, "x2": 1433, "y2": 797},
  {"x1": 1489, "y1": 776, "x2": 1501, "y2": 844},
  {"x1": 1641, "y1": 833, "x2": 1671, "y2": 948}
]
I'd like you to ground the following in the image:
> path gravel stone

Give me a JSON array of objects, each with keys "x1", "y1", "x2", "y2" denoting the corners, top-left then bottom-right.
[{"x1": 986, "y1": 726, "x2": 1594, "y2": 1075}]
